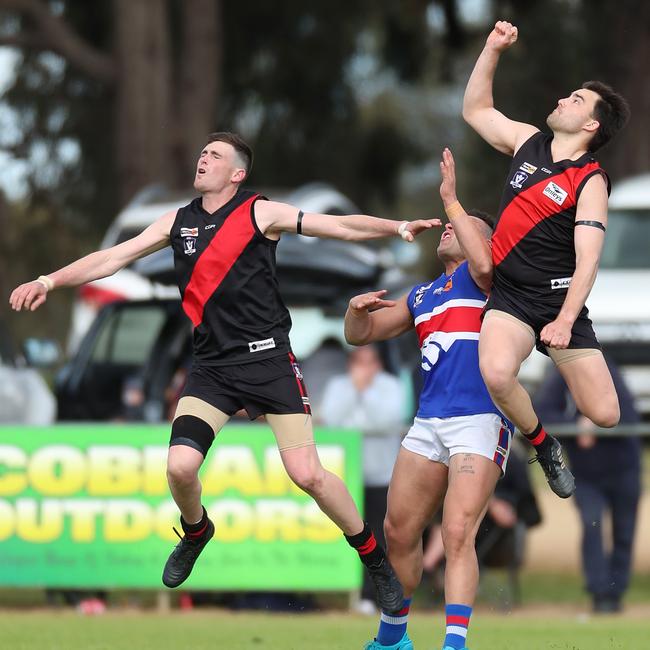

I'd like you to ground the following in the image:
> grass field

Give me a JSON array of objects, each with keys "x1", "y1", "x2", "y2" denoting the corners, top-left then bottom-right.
[{"x1": 1, "y1": 609, "x2": 649, "y2": 650}]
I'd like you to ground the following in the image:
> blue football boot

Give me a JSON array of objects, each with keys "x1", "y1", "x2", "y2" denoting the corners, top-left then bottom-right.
[{"x1": 363, "y1": 632, "x2": 414, "y2": 650}]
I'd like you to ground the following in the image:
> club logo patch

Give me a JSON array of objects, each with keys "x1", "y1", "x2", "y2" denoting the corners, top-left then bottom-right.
[
  {"x1": 183, "y1": 238, "x2": 196, "y2": 255},
  {"x1": 181, "y1": 226, "x2": 198, "y2": 255},
  {"x1": 543, "y1": 181, "x2": 568, "y2": 205},
  {"x1": 509, "y1": 170, "x2": 529, "y2": 189}
]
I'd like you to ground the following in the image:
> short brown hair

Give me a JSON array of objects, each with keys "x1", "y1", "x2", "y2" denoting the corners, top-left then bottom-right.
[
  {"x1": 581, "y1": 81, "x2": 630, "y2": 152},
  {"x1": 467, "y1": 208, "x2": 494, "y2": 232},
  {"x1": 204, "y1": 132, "x2": 253, "y2": 179}
]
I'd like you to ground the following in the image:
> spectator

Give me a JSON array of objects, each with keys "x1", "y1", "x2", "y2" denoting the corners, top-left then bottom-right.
[
  {"x1": 319, "y1": 344, "x2": 404, "y2": 614},
  {"x1": 534, "y1": 356, "x2": 641, "y2": 613}
]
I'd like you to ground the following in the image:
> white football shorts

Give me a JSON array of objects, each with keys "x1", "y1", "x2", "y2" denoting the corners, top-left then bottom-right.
[{"x1": 402, "y1": 413, "x2": 512, "y2": 473}]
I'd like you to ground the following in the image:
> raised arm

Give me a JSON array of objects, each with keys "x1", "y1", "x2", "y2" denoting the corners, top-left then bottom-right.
[
  {"x1": 540, "y1": 174, "x2": 608, "y2": 349},
  {"x1": 462, "y1": 20, "x2": 538, "y2": 156},
  {"x1": 255, "y1": 200, "x2": 441, "y2": 242},
  {"x1": 439, "y1": 148, "x2": 492, "y2": 293},
  {"x1": 9, "y1": 210, "x2": 176, "y2": 312},
  {"x1": 344, "y1": 291, "x2": 413, "y2": 345}
]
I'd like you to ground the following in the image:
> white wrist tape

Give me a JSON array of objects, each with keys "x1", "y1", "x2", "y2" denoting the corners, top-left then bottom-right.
[
  {"x1": 398, "y1": 221, "x2": 410, "y2": 240},
  {"x1": 35, "y1": 275, "x2": 54, "y2": 291}
]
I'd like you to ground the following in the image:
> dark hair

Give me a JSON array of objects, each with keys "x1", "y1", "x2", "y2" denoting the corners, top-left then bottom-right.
[
  {"x1": 467, "y1": 208, "x2": 494, "y2": 231},
  {"x1": 204, "y1": 131, "x2": 253, "y2": 179},
  {"x1": 581, "y1": 81, "x2": 630, "y2": 152}
]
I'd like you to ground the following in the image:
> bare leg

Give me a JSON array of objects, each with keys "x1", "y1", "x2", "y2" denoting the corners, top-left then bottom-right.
[
  {"x1": 479, "y1": 311, "x2": 538, "y2": 434},
  {"x1": 556, "y1": 351, "x2": 619, "y2": 427},
  {"x1": 166, "y1": 403, "x2": 230, "y2": 523},
  {"x1": 442, "y1": 453, "x2": 501, "y2": 604},
  {"x1": 384, "y1": 448, "x2": 449, "y2": 596},
  {"x1": 267, "y1": 413, "x2": 364, "y2": 534}
]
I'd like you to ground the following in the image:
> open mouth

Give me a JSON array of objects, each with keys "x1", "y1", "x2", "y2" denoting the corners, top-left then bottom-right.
[{"x1": 441, "y1": 232, "x2": 452, "y2": 242}]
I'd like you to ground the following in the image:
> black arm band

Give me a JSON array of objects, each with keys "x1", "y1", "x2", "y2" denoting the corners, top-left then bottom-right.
[
  {"x1": 575, "y1": 220, "x2": 606, "y2": 232},
  {"x1": 297, "y1": 210, "x2": 304, "y2": 235}
]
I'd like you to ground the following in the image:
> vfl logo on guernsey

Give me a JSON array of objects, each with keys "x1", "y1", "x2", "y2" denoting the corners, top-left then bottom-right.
[
  {"x1": 520, "y1": 162, "x2": 538, "y2": 174},
  {"x1": 509, "y1": 170, "x2": 528, "y2": 189},
  {"x1": 181, "y1": 226, "x2": 198, "y2": 256},
  {"x1": 543, "y1": 181, "x2": 568, "y2": 205},
  {"x1": 551, "y1": 277, "x2": 572, "y2": 290},
  {"x1": 249, "y1": 337, "x2": 276, "y2": 353}
]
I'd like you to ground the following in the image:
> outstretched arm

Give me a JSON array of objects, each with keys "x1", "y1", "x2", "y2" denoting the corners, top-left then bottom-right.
[
  {"x1": 255, "y1": 200, "x2": 441, "y2": 242},
  {"x1": 439, "y1": 148, "x2": 492, "y2": 293},
  {"x1": 9, "y1": 210, "x2": 176, "y2": 312},
  {"x1": 344, "y1": 291, "x2": 413, "y2": 345},
  {"x1": 540, "y1": 174, "x2": 608, "y2": 349},
  {"x1": 462, "y1": 20, "x2": 538, "y2": 155}
]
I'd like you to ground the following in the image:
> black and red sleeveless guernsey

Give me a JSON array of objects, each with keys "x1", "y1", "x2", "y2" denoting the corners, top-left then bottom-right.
[
  {"x1": 491, "y1": 131, "x2": 610, "y2": 307},
  {"x1": 170, "y1": 189, "x2": 292, "y2": 366}
]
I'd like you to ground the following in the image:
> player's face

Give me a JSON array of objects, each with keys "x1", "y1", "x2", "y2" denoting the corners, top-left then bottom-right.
[
  {"x1": 436, "y1": 222, "x2": 462, "y2": 260},
  {"x1": 193, "y1": 141, "x2": 244, "y2": 192},
  {"x1": 546, "y1": 88, "x2": 600, "y2": 135}
]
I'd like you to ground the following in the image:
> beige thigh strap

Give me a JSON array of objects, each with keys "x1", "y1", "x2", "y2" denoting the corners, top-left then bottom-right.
[
  {"x1": 484, "y1": 308, "x2": 535, "y2": 341},
  {"x1": 547, "y1": 346, "x2": 601, "y2": 367},
  {"x1": 173, "y1": 396, "x2": 230, "y2": 435},
  {"x1": 265, "y1": 413, "x2": 316, "y2": 451}
]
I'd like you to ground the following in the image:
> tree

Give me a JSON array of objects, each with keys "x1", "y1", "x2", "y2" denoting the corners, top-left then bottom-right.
[{"x1": 0, "y1": 0, "x2": 221, "y2": 213}]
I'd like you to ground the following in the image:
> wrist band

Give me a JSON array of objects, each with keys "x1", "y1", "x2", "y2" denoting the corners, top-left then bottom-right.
[
  {"x1": 296, "y1": 210, "x2": 304, "y2": 235},
  {"x1": 397, "y1": 221, "x2": 410, "y2": 240},
  {"x1": 444, "y1": 201, "x2": 465, "y2": 220},
  {"x1": 36, "y1": 275, "x2": 54, "y2": 291}
]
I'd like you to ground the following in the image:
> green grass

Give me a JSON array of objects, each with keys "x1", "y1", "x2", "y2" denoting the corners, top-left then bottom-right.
[{"x1": 0, "y1": 610, "x2": 647, "y2": 650}]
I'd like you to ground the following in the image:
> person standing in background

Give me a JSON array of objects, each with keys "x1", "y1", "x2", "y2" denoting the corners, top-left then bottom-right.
[
  {"x1": 534, "y1": 356, "x2": 641, "y2": 613},
  {"x1": 320, "y1": 344, "x2": 405, "y2": 614}
]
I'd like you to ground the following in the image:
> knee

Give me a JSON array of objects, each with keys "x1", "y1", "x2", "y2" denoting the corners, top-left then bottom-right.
[
  {"x1": 166, "y1": 458, "x2": 199, "y2": 488},
  {"x1": 286, "y1": 464, "x2": 326, "y2": 496},
  {"x1": 442, "y1": 517, "x2": 473, "y2": 557},
  {"x1": 479, "y1": 357, "x2": 515, "y2": 399},
  {"x1": 589, "y1": 401, "x2": 620, "y2": 428},
  {"x1": 384, "y1": 515, "x2": 419, "y2": 551}
]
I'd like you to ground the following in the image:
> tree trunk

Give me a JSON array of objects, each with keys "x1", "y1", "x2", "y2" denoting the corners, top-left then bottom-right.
[
  {"x1": 113, "y1": 0, "x2": 173, "y2": 204},
  {"x1": 173, "y1": 0, "x2": 222, "y2": 188}
]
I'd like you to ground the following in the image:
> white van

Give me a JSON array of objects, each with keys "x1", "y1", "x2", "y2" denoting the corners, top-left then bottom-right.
[{"x1": 587, "y1": 173, "x2": 650, "y2": 415}]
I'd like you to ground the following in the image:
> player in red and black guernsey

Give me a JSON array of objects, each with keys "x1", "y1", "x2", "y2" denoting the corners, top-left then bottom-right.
[
  {"x1": 9, "y1": 131, "x2": 442, "y2": 612},
  {"x1": 352, "y1": 150, "x2": 513, "y2": 650},
  {"x1": 463, "y1": 20, "x2": 630, "y2": 500}
]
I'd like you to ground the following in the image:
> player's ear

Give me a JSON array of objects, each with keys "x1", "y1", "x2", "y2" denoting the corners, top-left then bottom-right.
[
  {"x1": 231, "y1": 168, "x2": 246, "y2": 184},
  {"x1": 584, "y1": 119, "x2": 599, "y2": 134}
]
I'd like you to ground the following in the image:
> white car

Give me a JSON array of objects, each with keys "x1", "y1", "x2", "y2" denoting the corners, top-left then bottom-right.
[{"x1": 66, "y1": 183, "x2": 364, "y2": 353}]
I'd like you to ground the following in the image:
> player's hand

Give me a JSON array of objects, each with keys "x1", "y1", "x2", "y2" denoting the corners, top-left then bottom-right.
[
  {"x1": 401, "y1": 218, "x2": 442, "y2": 242},
  {"x1": 486, "y1": 20, "x2": 518, "y2": 53},
  {"x1": 439, "y1": 148, "x2": 458, "y2": 206},
  {"x1": 349, "y1": 290, "x2": 396, "y2": 313},
  {"x1": 9, "y1": 280, "x2": 48, "y2": 312},
  {"x1": 540, "y1": 316, "x2": 572, "y2": 349}
]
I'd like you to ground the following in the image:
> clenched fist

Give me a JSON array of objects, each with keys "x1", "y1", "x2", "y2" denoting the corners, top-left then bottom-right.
[{"x1": 486, "y1": 20, "x2": 518, "y2": 53}]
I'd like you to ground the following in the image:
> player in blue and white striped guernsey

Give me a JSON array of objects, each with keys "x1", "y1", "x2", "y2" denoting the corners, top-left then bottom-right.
[{"x1": 349, "y1": 150, "x2": 513, "y2": 650}]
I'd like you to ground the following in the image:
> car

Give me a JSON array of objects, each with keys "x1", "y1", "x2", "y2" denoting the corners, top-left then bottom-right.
[
  {"x1": 0, "y1": 321, "x2": 59, "y2": 425},
  {"x1": 56, "y1": 232, "x2": 420, "y2": 422},
  {"x1": 587, "y1": 173, "x2": 650, "y2": 416},
  {"x1": 65, "y1": 183, "x2": 369, "y2": 353}
]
